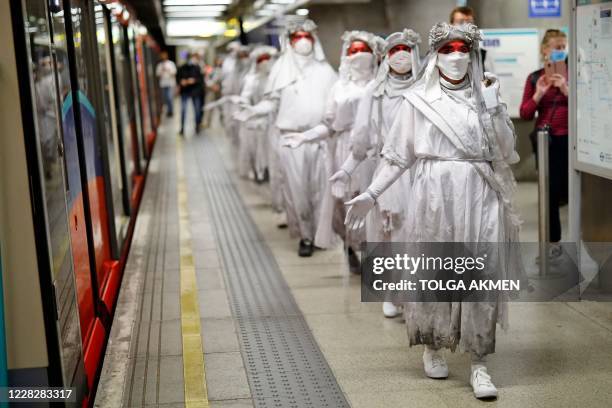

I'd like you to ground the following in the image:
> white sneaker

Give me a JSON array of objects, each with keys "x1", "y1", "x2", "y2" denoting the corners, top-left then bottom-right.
[
  {"x1": 422, "y1": 348, "x2": 449, "y2": 379},
  {"x1": 470, "y1": 366, "x2": 498, "y2": 399},
  {"x1": 382, "y1": 302, "x2": 400, "y2": 318}
]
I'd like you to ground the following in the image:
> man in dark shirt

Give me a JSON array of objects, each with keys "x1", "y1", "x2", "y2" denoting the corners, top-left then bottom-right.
[{"x1": 177, "y1": 52, "x2": 205, "y2": 135}]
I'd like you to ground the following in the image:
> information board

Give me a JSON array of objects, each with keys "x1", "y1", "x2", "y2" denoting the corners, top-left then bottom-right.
[
  {"x1": 575, "y1": 0, "x2": 612, "y2": 179},
  {"x1": 529, "y1": 0, "x2": 562, "y2": 18},
  {"x1": 481, "y1": 28, "x2": 541, "y2": 117}
]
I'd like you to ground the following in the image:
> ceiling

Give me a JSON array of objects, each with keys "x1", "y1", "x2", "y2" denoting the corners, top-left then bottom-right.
[{"x1": 124, "y1": 0, "x2": 311, "y2": 47}]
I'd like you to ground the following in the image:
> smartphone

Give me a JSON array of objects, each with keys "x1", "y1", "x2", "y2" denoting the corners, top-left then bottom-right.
[{"x1": 553, "y1": 60, "x2": 567, "y2": 79}]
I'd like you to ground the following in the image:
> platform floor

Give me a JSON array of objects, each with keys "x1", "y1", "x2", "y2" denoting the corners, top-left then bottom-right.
[{"x1": 96, "y1": 114, "x2": 612, "y2": 408}]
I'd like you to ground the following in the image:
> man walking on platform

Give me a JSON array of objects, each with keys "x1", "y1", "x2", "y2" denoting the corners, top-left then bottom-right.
[{"x1": 177, "y1": 52, "x2": 205, "y2": 135}]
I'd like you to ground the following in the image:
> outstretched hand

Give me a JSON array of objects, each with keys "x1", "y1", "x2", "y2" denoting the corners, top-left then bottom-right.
[
  {"x1": 344, "y1": 192, "x2": 376, "y2": 231},
  {"x1": 329, "y1": 170, "x2": 350, "y2": 199}
]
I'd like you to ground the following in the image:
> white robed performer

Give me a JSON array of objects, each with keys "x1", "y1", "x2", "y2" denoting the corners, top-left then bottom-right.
[
  {"x1": 245, "y1": 18, "x2": 337, "y2": 256},
  {"x1": 221, "y1": 42, "x2": 250, "y2": 145},
  {"x1": 234, "y1": 45, "x2": 278, "y2": 181},
  {"x1": 329, "y1": 29, "x2": 422, "y2": 313},
  {"x1": 345, "y1": 22, "x2": 525, "y2": 400},
  {"x1": 281, "y1": 31, "x2": 380, "y2": 271}
]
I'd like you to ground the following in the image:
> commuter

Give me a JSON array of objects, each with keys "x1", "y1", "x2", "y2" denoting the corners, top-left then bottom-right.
[
  {"x1": 345, "y1": 22, "x2": 524, "y2": 400},
  {"x1": 176, "y1": 52, "x2": 205, "y2": 135},
  {"x1": 245, "y1": 18, "x2": 338, "y2": 256},
  {"x1": 519, "y1": 29, "x2": 568, "y2": 257},
  {"x1": 34, "y1": 55, "x2": 57, "y2": 179},
  {"x1": 155, "y1": 51, "x2": 177, "y2": 117},
  {"x1": 281, "y1": 30, "x2": 381, "y2": 270},
  {"x1": 234, "y1": 46, "x2": 277, "y2": 181},
  {"x1": 330, "y1": 28, "x2": 422, "y2": 316},
  {"x1": 449, "y1": 6, "x2": 494, "y2": 73}
]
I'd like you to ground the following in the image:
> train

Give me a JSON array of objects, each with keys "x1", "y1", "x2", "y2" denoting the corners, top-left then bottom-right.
[{"x1": 1, "y1": 0, "x2": 162, "y2": 405}]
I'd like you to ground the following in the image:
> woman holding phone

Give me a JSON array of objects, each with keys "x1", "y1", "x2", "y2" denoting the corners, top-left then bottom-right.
[{"x1": 520, "y1": 29, "x2": 568, "y2": 260}]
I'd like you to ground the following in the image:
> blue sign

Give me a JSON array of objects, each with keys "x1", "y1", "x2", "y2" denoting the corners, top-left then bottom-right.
[{"x1": 529, "y1": 0, "x2": 561, "y2": 18}]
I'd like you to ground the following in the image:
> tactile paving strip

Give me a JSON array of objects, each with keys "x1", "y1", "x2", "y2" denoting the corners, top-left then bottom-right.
[{"x1": 192, "y1": 136, "x2": 349, "y2": 408}]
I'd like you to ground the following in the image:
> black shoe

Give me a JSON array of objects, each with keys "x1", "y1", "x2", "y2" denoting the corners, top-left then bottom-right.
[
  {"x1": 298, "y1": 239, "x2": 314, "y2": 257},
  {"x1": 179, "y1": 128, "x2": 184, "y2": 136},
  {"x1": 347, "y1": 247, "x2": 361, "y2": 274},
  {"x1": 167, "y1": 112, "x2": 173, "y2": 118}
]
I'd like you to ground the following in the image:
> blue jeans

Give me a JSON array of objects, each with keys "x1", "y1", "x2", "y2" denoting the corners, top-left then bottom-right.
[
  {"x1": 180, "y1": 93, "x2": 202, "y2": 131},
  {"x1": 161, "y1": 86, "x2": 173, "y2": 115}
]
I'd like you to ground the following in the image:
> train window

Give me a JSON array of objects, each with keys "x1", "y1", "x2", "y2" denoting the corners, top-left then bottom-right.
[
  {"x1": 109, "y1": 15, "x2": 136, "y2": 203},
  {"x1": 22, "y1": 0, "x2": 85, "y2": 389}
]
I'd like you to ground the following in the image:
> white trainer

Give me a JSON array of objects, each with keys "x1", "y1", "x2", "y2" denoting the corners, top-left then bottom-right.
[
  {"x1": 470, "y1": 366, "x2": 498, "y2": 399},
  {"x1": 275, "y1": 212, "x2": 288, "y2": 228},
  {"x1": 382, "y1": 302, "x2": 401, "y2": 318},
  {"x1": 422, "y1": 348, "x2": 449, "y2": 379}
]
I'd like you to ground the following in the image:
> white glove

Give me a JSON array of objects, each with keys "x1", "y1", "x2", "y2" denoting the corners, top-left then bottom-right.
[
  {"x1": 233, "y1": 107, "x2": 255, "y2": 122},
  {"x1": 481, "y1": 72, "x2": 501, "y2": 110},
  {"x1": 329, "y1": 169, "x2": 350, "y2": 199},
  {"x1": 281, "y1": 124, "x2": 331, "y2": 148},
  {"x1": 344, "y1": 192, "x2": 376, "y2": 231},
  {"x1": 330, "y1": 154, "x2": 363, "y2": 199},
  {"x1": 280, "y1": 132, "x2": 305, "y2": 148}
]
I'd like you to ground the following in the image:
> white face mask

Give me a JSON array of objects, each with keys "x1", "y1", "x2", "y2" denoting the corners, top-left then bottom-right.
[
  {"x1": 293, "y1": 38, "x2": 313, "y2": 56},
  {"x1": 437, "y1": 52, "x2": 470, "y2": 81},
  {"x1": 388, "y1": 50, "x2": 412, "y2": 74},
  {"x1": 257, "y1": 59, "x2": 271, "y2": 73},
  {"x1": 347, "y1": 52, "x2": 374, "y2": 76}
]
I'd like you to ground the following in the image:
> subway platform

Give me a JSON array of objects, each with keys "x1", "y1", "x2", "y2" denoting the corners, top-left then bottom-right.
[{"x1": 94, "y1": 116, "x2": 612, "y2": 408}]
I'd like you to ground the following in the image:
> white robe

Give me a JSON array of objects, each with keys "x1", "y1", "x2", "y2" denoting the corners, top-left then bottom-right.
[
  {"x1": 314, "y1": 78, "x2": 374, "y2": 249},
  {"x1": 382, "y1": 79, "x2": 519, "y2": 356},
  {"x1": 221, "y1": 57, "x2": 248, "y2": 144},
  {"x1": 236, "y1": 70, "x2": 270, "y2": 179},
  {"x1": 350, "y1": 75, "x2": 414, "y2": 242},
  {"x1": 270, "y1": 58, "x2": 338, "y2": 239}
]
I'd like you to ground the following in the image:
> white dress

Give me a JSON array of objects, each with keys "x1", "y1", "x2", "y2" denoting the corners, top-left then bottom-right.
[
  {"x1": 236, "y1": 70, "x2": 270, "y2": 179},
  {"x1": 382, "y1": 78, "x2": 520, "y2": 356},
  {"x1": 270, "y1": 57, "x2": 338, "y2": 240},
  {"x1": 350, "y1": 74, "x2": 414, "y2": 242},
  {"x1": 314, "y1": 78, "x2": 374, "y2": 249}
]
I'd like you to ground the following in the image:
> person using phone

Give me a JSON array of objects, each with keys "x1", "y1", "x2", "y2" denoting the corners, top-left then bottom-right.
[{"x1": 519, "y1": 29, "x2": 568, "y2": 260}]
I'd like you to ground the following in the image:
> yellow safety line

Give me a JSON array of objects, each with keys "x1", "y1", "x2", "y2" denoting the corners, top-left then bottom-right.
[{"x1": 176, "y1": 138, "x2": 210, "y2": 408}]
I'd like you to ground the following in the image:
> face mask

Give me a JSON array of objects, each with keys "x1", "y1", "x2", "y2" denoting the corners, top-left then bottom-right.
[
  {"x1": 348, "y1": 52, "x2": 373, "y2": 71},
  {"x1": 293, "y1": 38, "x2": 313, "y2": 56},
  {"x1": 257, "y1": 59, "x2": 270, "y2": 73},
  {"x1": 549, "y1": 49, "x2": 567, "y2": 62},
  {"x1": 437, "y1": 52, "x2": 470, "y2": 81},
  {"x1": 388, "y1": 50, "x2": 412, "y2": 74}
]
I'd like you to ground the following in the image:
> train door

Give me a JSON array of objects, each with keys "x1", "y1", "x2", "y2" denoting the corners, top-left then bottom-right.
[
  {"x1": 16, "y1": 0, "x2": 89, "y2": 394},
  {"x1": 94, "y1": 3, "x2": 129, "y2": 252}
]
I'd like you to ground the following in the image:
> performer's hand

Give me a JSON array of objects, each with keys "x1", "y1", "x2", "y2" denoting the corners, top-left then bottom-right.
[
  {"x1": 281, "y1": 133, "x2": 305, "y2": 148},
  {"x1": 344, "y1": 192, "x2": 375, "y2": 231},
  {"x1": 482, "y1": 73, "x2": 501, "y2": 110},
  {"x1": 329, "y1": 170, "x2": 350, "y2": 199}
]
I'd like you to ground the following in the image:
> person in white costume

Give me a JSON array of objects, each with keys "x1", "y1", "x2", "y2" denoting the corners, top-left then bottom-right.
[
  {"x1": 281, "y1": 30, "x2": 381, "y2": 271},
  {"x1": 345, "y1": 22, "x2": 525, "y2": 400},
  {"x1": 221, "y1": 42, "x2": 250, "y2": 145},
  {"x1": 234, "y1": 45, "x2": 278, "y2": 181},
  {"x1": 328, "y1": 29, "x2": 422, "y2": 313},
  {"x1": 246, "y1": 18, "x2": 337, "y2": 257}
]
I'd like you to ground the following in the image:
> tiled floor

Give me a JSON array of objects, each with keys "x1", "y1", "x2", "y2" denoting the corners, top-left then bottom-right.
[{"x1": 96, "y1": 114, "x2": 612, "y2": 408}]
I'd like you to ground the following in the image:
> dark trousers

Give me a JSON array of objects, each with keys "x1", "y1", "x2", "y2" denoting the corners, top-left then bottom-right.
[
  {"x1": 161, "y1": 86, "x2": 173, "y2": 115},
  {"x1": 180, "y1": 93, "x2": 202, "y2": 132},
  {"x1": 548, "y1": 135, "x2": 568, "y2": 242}
]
